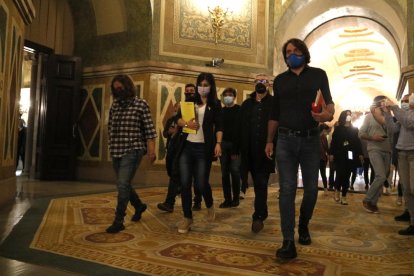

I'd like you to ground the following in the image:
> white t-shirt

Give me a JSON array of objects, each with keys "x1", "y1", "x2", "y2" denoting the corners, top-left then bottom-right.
[{"x1": 187, "y1": 104, "x2": 206, "y2": 143}]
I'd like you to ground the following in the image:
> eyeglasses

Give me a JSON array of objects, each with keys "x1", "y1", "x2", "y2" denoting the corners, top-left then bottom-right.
[
  {"x1": 401, "y1": 100, "x2": 409, "y2": 103},
  {"x1": 255, "y1": 79, "x2": 269, "y2": 84}
]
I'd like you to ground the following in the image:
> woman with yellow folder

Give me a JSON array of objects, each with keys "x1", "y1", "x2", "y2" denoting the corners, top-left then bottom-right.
[{"x1": 175, "y1": 73, "x2": 223, "y2": 234}]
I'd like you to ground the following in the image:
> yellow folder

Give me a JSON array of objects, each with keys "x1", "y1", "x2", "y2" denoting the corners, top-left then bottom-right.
[{"x1": 181, "y1": 102, "x2": 197, "y2": 134}]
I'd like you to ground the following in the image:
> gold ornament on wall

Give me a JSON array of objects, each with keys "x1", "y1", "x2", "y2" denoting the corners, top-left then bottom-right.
[{"x1": 208, "y1": 5, "x2": 228, "y2": 44}]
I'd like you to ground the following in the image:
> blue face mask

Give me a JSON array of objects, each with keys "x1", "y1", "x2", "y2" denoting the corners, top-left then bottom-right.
[{"x1": 286, "y1": 54, "x2": 305, "y2": 69}]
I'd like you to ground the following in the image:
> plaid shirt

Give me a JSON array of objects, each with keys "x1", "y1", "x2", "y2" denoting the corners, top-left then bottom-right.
[{"x1": 108, "y1": 97, "x2": 157, "y2": 158}]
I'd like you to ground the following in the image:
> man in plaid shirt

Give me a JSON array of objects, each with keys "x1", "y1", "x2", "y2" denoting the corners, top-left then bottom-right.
[{"x1": 106, "y1": 74, "x2": 157, "y2": 233}]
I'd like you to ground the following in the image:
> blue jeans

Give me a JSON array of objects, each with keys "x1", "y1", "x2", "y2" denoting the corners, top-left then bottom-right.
[
  {"x1": 251, "y1": 171, "x2": 269, "y2": 221},
  {"x1": 112, "y1": 149, "x2": 145, "y2": 223},
  {"x1": 179, "y1": 142, "x2": 213, "y2": 219},
  {"x1": 219, "y1": 141, "x2": 241, "y2": 202},
  {"x1": 364, "y1": 150, "x2": 391, "y2": 205},
  {"x1": 276, "y1": 133, "x2": 320, "y2": 241}
]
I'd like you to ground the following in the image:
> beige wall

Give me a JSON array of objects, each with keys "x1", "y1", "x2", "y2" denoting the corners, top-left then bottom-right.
[
  {"x1": 25, "y1": 0, "x2": 73, "y2": 54},
  {"x1": 0, "y1": 0, "x2": 32, "y2": 206}
]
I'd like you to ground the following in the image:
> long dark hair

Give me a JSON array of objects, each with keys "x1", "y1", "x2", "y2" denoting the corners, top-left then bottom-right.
[
  {"x1": 196, "y1": 73, "x2": 218, "y2": 106},
  {"x1": 338, "y1": 110, "x2": 351, "y2": 126},
  {"x1": 111, "y1": 74, "x2": 136, "y2": 98},
  {"x1": 282, "y1": 38, "x2": 311, "y2": 66}
]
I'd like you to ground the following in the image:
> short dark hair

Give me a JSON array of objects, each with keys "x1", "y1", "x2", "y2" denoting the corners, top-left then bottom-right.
[
  {"x1": 185, "y1": 83, "x2": 195, "y2": 90},
  {"x1": 373, "y1": 95, "x2": 387, "y2": 103},
  {"x1": 222, "y1": 87, "x2": 236, "y2": 97},
  {"x1": 111, "y1": 74, "x2": 136, "y2": 98},
  {"x1": 282, "y1": 38, "x2": 311, "y2": 66}
]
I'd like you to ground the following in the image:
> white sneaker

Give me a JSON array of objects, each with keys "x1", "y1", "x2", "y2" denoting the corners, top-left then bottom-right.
[
  {"x1": 177, "y1": 218, "x2": 193, "y2": 234},
  {"x1": 206, "y1": 205, "x2": 215, "y2": 222},
  {"x1": 396, "y1": 196, "x2": 403, "y2": 206},
  {"x1": 384, "y1": 188, "x2": 391, "y2": 195},
  {"x1": 334, "y1": 191, "x2": 340, "y2": 202}
]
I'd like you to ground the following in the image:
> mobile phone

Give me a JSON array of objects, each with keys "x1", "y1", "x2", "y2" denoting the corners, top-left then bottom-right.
[{"x1": 382, "y1": 135, "x2": 388, "y2": 138}]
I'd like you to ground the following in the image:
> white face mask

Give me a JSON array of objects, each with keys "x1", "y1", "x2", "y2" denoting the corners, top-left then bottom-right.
[
  {"x1": 401, "y1": 102, "x2": 410, "y2": 111},
  {"x1": 198, "y1": 86, "x2": 210, "y2": 97},
  {"x1": 223, "y1": 96, "x2": 234, "y2": 106},
  {"x1": 409, "y1": 94, "x2": 414, "y2": 105},
  {"x1": 346, "y1": 115, "x2": 352, "y2": 122}
]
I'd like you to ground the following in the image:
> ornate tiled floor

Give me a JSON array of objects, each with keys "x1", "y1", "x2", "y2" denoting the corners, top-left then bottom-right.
[{"x1": 7, "y1": 186, "x2": 412, "y2": 275}]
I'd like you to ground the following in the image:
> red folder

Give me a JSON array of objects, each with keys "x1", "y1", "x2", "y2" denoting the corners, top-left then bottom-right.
[{"x1": 312, "y1": 89, "x2": 325, "y2": 113}]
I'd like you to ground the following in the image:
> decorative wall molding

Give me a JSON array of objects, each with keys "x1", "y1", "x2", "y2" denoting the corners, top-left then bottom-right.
[
  {"x1": 13, "y1": 0, "x2": 35, "y2": 25},
  {"x1": 396, "y1": 64, "x2": 414, "y2": 98}
]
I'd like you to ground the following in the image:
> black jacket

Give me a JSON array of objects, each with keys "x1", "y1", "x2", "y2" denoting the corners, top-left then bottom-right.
[
  {"x1": 240, "y1": 92, "x2": 276, "y2": 174},
  {"x1": 329, "y1": 125, "x2": 362, "y2": 164}
]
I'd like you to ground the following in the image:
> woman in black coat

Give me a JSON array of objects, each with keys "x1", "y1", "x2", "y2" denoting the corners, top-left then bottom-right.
[{"x1": 329, "y1": 110, "x2": 363, "y2": 205}]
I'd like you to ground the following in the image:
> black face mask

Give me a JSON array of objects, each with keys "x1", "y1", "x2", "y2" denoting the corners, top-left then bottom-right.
[
  {"x1": 185, "y1": 93, "x2": 196, "y2": 102},
  {"x1": 255, "y1": 83, "x2": 267, "y2": 94},
  {"x1": 113, "y1": 89, "x2": 127, "y2": 99}
]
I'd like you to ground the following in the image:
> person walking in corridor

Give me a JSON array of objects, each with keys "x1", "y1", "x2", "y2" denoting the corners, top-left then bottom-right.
[
  {"x1": 383, "y1": 94, "x2": 414, "y2": 235},
  {"x1": 106, "y1": 74, "x2": 157, "y2": 233},
  {"x1": 359, "y1": 95, "x2": 391, "y2": 214},
  {"x1": 329, "y1": 110, "x2": 363, "y2": 205},
  {"x1": 240, "y1": 74, "x2": 275, "y2": 233},
  {"x1": 265, "y1": 38, "x2": 335, "y2": 260},
  {"x1": 219, "y1": 87, "x2": 241, "y2": 208},
  {"x1": 175, "y1": 73, "x2": 223, "y2": 234}
]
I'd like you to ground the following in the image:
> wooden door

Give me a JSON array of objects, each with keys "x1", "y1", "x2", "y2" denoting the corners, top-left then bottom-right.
[{"x1": 36, "y1": 54, "x2": 81, "y2": 180}]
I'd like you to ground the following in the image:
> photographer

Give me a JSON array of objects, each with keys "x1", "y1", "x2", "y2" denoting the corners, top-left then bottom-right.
[{"x1": 359, "y1": 95, "x2": 392, "y2": 214}]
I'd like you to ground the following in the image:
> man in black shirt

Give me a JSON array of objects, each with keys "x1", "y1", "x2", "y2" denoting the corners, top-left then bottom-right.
[
  {"x1": 219, "y1": 87, "x2": 241, "y2": 208},
  {"x1": 240, "y1": 74, "x2": 276, "y2": 233},
  {"x1": 265, "y1": 38, "x2": 335, "y2": 260}
]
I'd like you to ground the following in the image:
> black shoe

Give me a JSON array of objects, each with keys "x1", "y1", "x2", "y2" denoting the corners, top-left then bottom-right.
[
  {"x1": 219, "y1": 201, "x2": 232, "y2": 208},
  {"x1": 298, "y1": 225, "x2": 312, "y2": 245},
  {"x1": 398, "y1": 225, "x2": 414, "y2": 235},
  {"x1": 395, "y1": 210, "x2": 410, "y2": 222},
  {"x1": 192, "y1": 203, "x2": 201, "y2": 211},
  {"x1": 157, "y1": 202, "x2": 174, "y2": 213},
  {"x1": 106, "y1": 222, "x2": 125, "y2": 233},
  {"x1": 232, "y1": 200, "x2": 240, "y2": 207},
  {"x1": 251, "y1": 219, "x2": 264, "y2": 233},
  {"x1": 276, "y1": 240, "x2": 297, "y2": 259},
  {"x1": 131, "y1": 204, "x2": 147, "y2": 222}
]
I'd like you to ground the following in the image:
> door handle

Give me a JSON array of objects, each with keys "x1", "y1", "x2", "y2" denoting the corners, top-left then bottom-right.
[{"x1": 72, "y1": 124, "x2": 77, "y2": 138}]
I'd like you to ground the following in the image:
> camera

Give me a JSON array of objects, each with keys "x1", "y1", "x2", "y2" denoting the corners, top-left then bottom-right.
[{"x1": 206, "y1": 58, "x2": 224, "y2": 67}]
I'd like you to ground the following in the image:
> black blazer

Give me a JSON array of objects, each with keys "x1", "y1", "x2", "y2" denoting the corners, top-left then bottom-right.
[{"x1": 178, "y1": 100, "x2": 223, "y2": 162}]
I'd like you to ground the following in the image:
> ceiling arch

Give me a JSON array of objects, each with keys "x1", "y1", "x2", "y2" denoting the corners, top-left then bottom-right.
[
  {"x1": 306, "y1": 16, "x2": 400, "y2": 115},
  {"x1": 274, "y1": 0, "x2": 407, "y2": 74}
]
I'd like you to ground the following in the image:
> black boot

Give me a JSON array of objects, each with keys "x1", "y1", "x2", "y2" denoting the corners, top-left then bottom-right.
[
  {"x1": 131, "y1": 204, "x2": 147, "y2": 222},
  {"x1": 398, "y1": 225, "x2": 414, "y2": 235},
  {"x1": 106, "y1": 222, "x2": 125, "y2": 233},
  {"x1": 298, "y1": 224, "x2": 312, "y2": 245},
  {"x1": 276, "y1": 240, "x2": 297, "y2": 259},
  {"x1": 157, "y1": 202, "x2": 174, "y2": 213},
  {"x1": 395, "y1": 210, "x2": 410, "y2": 222}
]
